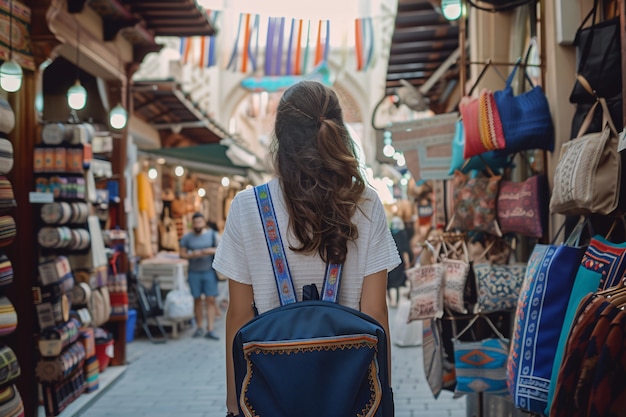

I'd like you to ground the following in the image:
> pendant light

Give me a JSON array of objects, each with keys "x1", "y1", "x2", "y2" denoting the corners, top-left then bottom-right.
[
  {"x1": 67, "y1": 21, "x2": 87, "y2": 110},
  {"x1": 441, "y1": 0, "x2": 463, "y2": 21},
  {"x1": 0, "y1": 0, "x2": 23, "y2": 92},
  {"x1": 109, "y1": 103, "x2": 127, "y2": 129}
]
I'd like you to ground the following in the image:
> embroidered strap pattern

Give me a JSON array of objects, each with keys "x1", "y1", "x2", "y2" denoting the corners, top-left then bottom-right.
[{"x1": 254, "y1": 184, "x2": 342, "y2": 305}]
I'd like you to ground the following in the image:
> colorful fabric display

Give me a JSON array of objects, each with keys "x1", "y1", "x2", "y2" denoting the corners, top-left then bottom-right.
[
  {"x1": 38, "y1": 318, "x2": 81, "y2": 358},
  {"x1": 508, "y1": 239, "x2": 586, "y2": 414},
  {"x1": 0, "y1": 345, "x2": 20, "y2": 388},
  {"x1": 549, "y1": 293, "x2": 617, "y2": 417},
  {"x1": 0, "y1": 297, "x2": 16, "y2": 336},
  {"x1": 36, "y1": 341, "x2": 86, "y2": 382},
  {"x1": 407, "y1": 243, "x2": 445, "y2": 321},
  {"x1": 0, "y1": 216, "x2": 15, "y2": 247},
  {"x1": 0, "y1": 139, "x2": 12, "y2": 176},
  {"x1": 0, "y1": 253, "x2": 13, "y2": 289},
  {"x1": 0, "y1": 385, "x2": 24, "y2": 417},
  {"x1": 84, "y1": 356, "x2": 99, "y2": 393},
  {"x1": 545, "y1": 236, "x2": 626, "y2": 413},
  {"x1": 38, "y1": 256, "x2": 72, "y2": 286},
  {"x1": 0, "y1": 177, "x2": 15, "y2": 211},
  {"x1": 41, "y1": 367, "x2": 86, "y2": 416},
  {"x1": 0, "y1": 97, "x2": 15, "y2": 135},
  {"x1": 448, "y1": 120, "x2": 511, "y2": 175}
]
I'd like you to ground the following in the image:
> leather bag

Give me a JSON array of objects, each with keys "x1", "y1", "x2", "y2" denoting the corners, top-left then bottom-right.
[
  {"x1": 550, "y1": 80, "x2": 621, "y2": 216},
  {"x1": 569, "y1": 0, "x2": 621, "y2": 103}
]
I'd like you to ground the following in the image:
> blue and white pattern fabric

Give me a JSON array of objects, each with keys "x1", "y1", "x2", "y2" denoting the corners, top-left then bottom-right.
[
  {"x1": 507, "y1": 242, "x2": 585, "y2": 414},
  {"x1": 474, "y1": 263, "x2": 527, "y2": 313}
]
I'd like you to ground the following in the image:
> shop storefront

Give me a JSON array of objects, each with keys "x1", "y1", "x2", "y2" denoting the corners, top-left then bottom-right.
[{"x1": 0, "y1": 0, "x2": 623, "y2": 416}]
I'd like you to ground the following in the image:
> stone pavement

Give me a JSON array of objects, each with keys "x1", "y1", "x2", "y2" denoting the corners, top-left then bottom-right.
[{"x1": 78, "y1": 306, "x2": 467, "y2": 417}]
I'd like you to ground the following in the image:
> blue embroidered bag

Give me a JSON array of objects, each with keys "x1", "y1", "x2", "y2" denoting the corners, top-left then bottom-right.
[
  {"x1": 232, "y1": 184, "x2": 394, "y2": 417},
  {"x1": 506, "y1": 223, "x2": 586, "y2": 415}
]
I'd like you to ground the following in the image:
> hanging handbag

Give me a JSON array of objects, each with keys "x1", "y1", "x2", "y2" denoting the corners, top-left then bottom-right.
[
  {"x1": 422, "y1": 318, "x2": 456, "y2": 398},
  {"x1": 497, "y1": 174, "x2": 549, "y2": 239},
  {"x1": 472, "y1": 237, "x2": 526, "y2": 313},
  {"x1": 440, "y1": 236, "x2": 473, "y2": 314},
  {"x1": 447, "y1": 170, "x2": 502, "y2": 236},
  {"x1": 159, "y1": 207, "x2": 179, "y2": 252},
  {"x1": 507, "y1": 219, "x2": 587, "y2": 414},
  {"x1": 459, "y1": 90, "x2": 506, "y2": 159},
  {"x1": 569, "y1": 0, "x2": 621, "y2": 103},
  {"x1": 493, "y1": 60, "x2": 554, "y2": 156},
  {"x1": 407, "y1": 242, "x2": 445, "y2": 322},
  {"x1": 550, "y1": 82, "x2": 621, "y2": 216},
  {"x1": 452, "y1": 314, "x2": 510, "y2": 397},
  {"x1": 448, "y1": 119, "x2": 512, "y2": 175}
]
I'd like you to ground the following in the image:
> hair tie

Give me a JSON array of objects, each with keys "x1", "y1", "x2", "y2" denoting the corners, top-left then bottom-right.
[{"x1": 319, "y1": 116, "x2": 325, "y2": 123}]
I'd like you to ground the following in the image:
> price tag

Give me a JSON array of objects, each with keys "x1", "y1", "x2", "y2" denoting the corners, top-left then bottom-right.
[{"x1": 619, "y1": 129, "x2": 626, "y2": 153}]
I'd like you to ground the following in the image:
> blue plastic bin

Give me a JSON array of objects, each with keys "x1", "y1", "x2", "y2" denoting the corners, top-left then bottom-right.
[{"x1": 126, "y1": 309, "x2": 137, "y2": 343}]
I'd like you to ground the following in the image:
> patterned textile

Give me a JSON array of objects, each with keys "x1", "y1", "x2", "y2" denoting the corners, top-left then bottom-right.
[
  {"x1": 407, "y1": 263, "x2": 445, "y2": 321},
  {"x1": 0, "y1": 297, "x2": 16, "y2": 336},
  {"x1": 473, "y1": 262, "x2": 526, "y2": 313},
  {"x1": 448, "y1": 171, "x2": 501, "y2": 236},
  {"x1": 478, "y1": 89, "x2": 506, "y2": 152},
  {"x1": 422, "y1": 319, "x2": 444, "y2": 397},
  {"x1": 448, "y1": 119, "x2": 511, "y2": 176},
  {"x1": 497, "y1": 175, "x2": 548, "y2": 239},
  {"x1": 549, "y1": 97, "x2": 620, "y2": 216},
  {"x1": 588, "y1": 310, "x2": 626, "y2": 417},
  {"x1": 509, "y1": 243, "x2": 586, "y2": 415},
  {"x1": 453, "y1": 337, "x2": 509, "y2": 396},
  {"x1": 0, "y1": 385, "x2": 25, "y2": 417},
  {"x1": 0, "y1": 345, "x2": 20, "y2": 387},
  {"x1": 443, "y1": 258, "x2": 471, "y2": 314},
  {"x1": 549, "y1": 295, "x2": 615, "y2": 417},
  {"x1": 0, "y1": 253, "x2": 12, "y2": 288},
  {"x1": 547, "y1": 236, "x2": 626, "y2": 412},
  {"x1": 0, "y1": 177, "x2": 15, "y2": 211},
  {"x1": 579, "y1": 237, "x2": 626, "y2": 290},
  {"x1": 422, "y1": 319, "x2": 456, "y2": 398},
  {"x1": 0, "y1": 215, "x2": 15, "y2": 247},
  {"x1": 0, "y1": 139, "x2": 12, "y2": 175}
]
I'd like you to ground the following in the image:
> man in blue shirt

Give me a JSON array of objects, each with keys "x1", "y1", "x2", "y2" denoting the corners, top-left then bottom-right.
[{"x1": 179, "y1": 212, "x2": 220, "y2": 340}]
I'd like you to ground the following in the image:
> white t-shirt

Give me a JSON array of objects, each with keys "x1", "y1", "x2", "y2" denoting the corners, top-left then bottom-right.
[{"x1": 213, "y1": 178, "x2": 401, "y2": 314}]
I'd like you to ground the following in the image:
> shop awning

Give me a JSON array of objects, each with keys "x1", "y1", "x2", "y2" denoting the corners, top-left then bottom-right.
[
  {"x1": 141, "y1": 144, "x2": 249, "y2": 176},
  {"x1": 67, "y1": 0, "x2": 215, "y2": 63},
  {"x1": 132, "y1": 79, "x2": 231, "y2": 147},
  {"x1": 386, "y1": 0, "x2": 460, "y2": 111}
]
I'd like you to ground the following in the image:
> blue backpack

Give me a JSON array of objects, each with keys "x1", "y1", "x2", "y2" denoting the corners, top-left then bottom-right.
[{"x1": 233, "y1": 184, "x2": 394, "y2": 417}]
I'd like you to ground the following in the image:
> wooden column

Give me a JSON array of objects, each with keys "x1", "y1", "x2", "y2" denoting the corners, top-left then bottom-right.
[{"x1": 5, "y1": 73, "x2": 40, "y2": 417}]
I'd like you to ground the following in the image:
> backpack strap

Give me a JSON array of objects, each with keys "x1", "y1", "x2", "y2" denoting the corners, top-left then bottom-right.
[{"x1": 254, "y1": 183, "x2": 343, "y2": 305}]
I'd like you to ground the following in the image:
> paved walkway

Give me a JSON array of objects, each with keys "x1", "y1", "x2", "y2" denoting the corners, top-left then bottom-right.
[{"x1": 79, "y1": 305, "x2": 467, "y2": 417}]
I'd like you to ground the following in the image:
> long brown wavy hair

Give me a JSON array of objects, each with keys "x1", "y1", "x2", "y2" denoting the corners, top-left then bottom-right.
[{"x1": 271, "y1": 81, "x2": 366, "y2": 265}]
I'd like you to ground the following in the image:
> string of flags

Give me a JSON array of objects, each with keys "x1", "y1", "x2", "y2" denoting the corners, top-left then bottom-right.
[
  {"x1": 179, "y1": 11, "x2": 376, "y2": 74},
  {"x1": 179, "y1": 10, "x2": 221, "y2": 68}
]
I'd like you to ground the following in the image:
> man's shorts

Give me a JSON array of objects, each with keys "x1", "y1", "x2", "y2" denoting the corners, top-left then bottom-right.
[{"x1": 187, "y1": 270, "x2": 219, "y2": 298}]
